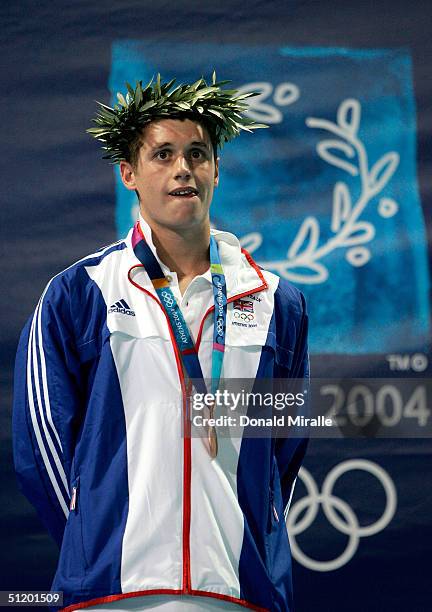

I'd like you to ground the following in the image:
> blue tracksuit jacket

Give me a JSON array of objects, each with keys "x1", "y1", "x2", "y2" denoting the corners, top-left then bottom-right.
[{"x1": 13, "y1": 226, "x2": 309, "y2": 611}]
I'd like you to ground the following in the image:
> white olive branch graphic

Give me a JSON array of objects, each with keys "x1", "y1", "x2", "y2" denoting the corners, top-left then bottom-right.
[{"x1": 240, "y1": 98, "x2": 400, "y2": 284}]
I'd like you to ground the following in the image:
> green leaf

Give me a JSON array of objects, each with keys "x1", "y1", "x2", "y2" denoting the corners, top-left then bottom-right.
[
  {"x1": 117, "y1": 93, "x2": 127, "y2": 106},
  {"x1": 195, "y1": 85, "x2": 218, "y2": 96},
  {"x1": 161, "y1": 78, "x2": 176, "y2": 94},
  {"x1": 155, "y1": 73, "x2": 161, "y2": 97},
  {"x1": 218, "y1": 89, "x2": 237, "y2": 96},
  {"x1": 142, "y1": 76, "x2": 154, "y2": 92},
  {"x1": 135, "y1": 86, "x2": 143, "y2": 107},
  {"x1": 207, "y1": 108, "x2": 224, "y2": 119},
  {"x1": 96, "y1": 102, "x2": 115, "y2": 113},
  {"x1": 238, "y1": 124, "x2": 253, "y2": 132},
  {"x1": 175, "y1": 101, "x2": 191, "y2": 110},
  {"x1": 167, "y1": 85, "x2": 183, "y2": 99},
  {"x1": 139, "y1": 100, "x2": 156, "y2": 112},
  {"x1": 190, "y1": 78, "x2": 204, "y2": 91},
  {"x1": 233, "y1": 92, "x2": 256, "y2": 100}
]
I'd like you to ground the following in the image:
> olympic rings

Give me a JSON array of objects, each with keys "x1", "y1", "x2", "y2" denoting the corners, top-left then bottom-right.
[
  {"x1": 287, "y1": 459, "x2": 397, "y2": 571},
  {"x1": 233, "y1": 311, "x2": 254, "y2": 322},
  {"x1": 216, "y1": 318, "x2": 225, "y2": 336},
  {"x1": 161, "y1": 291, "x2": 174, "y2": 308}
]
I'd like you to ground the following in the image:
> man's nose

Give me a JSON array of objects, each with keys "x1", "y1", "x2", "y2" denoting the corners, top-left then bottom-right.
[{"x1": 174, "y1": 154, "x2": 192, "y2": 180}]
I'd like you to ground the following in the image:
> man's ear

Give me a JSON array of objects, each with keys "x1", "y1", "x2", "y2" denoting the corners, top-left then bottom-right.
[
  {"x1": 214, "y1": 157, "x2": 220, "y2": 188},
  {"x1": 119, "y1": 161, "x2": 137, "y2": 191}
]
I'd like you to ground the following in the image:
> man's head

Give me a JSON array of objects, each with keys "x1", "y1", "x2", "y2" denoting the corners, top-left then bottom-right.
[
  {"x1": 119, "y1": 117, "x2": 219, "y2": 233},
  {"x1": 87, "y1": 73, "x2": 267, "y2": 232}
]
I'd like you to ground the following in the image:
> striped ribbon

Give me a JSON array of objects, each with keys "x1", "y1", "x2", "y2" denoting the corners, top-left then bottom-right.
[{"x1": 132, "y1": 222, "x2": 228, "y2": 457}]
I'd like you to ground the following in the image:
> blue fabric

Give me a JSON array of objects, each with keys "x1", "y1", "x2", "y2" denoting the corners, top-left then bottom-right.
[
  {"x1": 13, "y1": 243, "x2": 128, "y2": 607},
  {"x1": 237, "y1": 279, "x2": 309, "y2": 611},
  {"x1": 13, "y1": 240, "x2": 308, "y2": 612}
]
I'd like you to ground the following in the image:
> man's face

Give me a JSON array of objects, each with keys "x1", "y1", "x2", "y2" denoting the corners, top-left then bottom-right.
[{"x1": 120, "y1": 118, "x2": 219, "y2": 233}]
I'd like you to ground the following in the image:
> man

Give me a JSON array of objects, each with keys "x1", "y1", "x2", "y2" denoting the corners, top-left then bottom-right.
[{"x1": 13, "y1": 73, "x2": 309, "y2": 612}]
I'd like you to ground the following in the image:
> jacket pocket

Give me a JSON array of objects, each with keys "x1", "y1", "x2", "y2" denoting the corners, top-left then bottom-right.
[
  {"x1": 57, "y1": 476, "x2": 89, "y2": 578},
  {"x1": 267, "y1": 333, "x2": 294, "y2": 370},
  {"x1": 270, "y1": 489, "x2": 280, "y2": 526},
  {"x1": 267, "y1": 487, "x2": 281, "y2": 533},
  {"x1": 268, "y1": 459, "x2": 281, "y2": 533},
  {"x1": 275, "y1": 344, "x2": 294, "y2": 370},
  {"x1": 70, "y1": 477, "x2": 79, "y2": 512},
  {"x1": 265, "y1": 458, "x2": 285, "y2": 581}
]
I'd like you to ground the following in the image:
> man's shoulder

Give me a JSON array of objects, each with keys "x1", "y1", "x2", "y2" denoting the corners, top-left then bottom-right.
[
  {"x1": 261, "y1": 270, "x2": 307, "y2": 322},
  {"x1": 43, "y1": 238, "x2": 128, "y2": 302},
  {"x1": 211, "y1": 226, "x2": 307, "y2": 317},
  {"x1": 274, "y1": 276, "x2": 306, "y2": 309}
]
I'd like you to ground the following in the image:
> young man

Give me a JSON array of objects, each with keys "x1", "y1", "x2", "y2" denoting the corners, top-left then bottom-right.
[{"x1": 13, "y1": 74, "x2": 309, "y2": 612}]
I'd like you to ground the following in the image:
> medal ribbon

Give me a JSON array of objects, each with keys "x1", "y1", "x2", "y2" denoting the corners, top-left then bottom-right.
[{"x1": 131, "y1": 222, "x2": 227, "y2": 456}]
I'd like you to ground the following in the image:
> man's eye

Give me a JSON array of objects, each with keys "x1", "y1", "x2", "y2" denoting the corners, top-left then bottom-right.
[
  {"x1": 156, "y1": 150, "x2": 170, "y2": 160},
  {"x1": 191, "y1": 149, "x2": 204, "y2": 159}
]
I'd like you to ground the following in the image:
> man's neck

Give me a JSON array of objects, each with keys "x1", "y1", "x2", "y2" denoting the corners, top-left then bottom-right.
[{"x1": 141, "y1": 216, "x2": 211, "y2": 281}]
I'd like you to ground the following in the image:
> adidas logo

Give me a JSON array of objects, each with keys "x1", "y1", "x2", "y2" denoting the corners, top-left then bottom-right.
[{"x1": 108, "y1": 299, "x2": 135, "y2": 316}]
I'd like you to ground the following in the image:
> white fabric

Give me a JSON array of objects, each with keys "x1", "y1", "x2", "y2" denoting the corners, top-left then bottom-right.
[
  {"x1": 83, "y1": 217, "x2": 280, "y2": 609},
  {"x1": 88, "y1": 218, "x2": 238, "y2": 610},
  {"x1": 137, "y1": 217, "x2": 253, "y2": 596},
  {"x1": 84, "y1": 594, "x2": 243, "y2": 610},
  {"x1": 135, "y1": 218, "x2": 247, "y2": 598}
]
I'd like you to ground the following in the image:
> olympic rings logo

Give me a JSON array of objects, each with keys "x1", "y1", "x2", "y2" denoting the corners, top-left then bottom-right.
[
  {"x1": 287, "y1": 459, "x2": 397, "y2": 571},
  {"x1": 161, "y1": 291, "x2": 174, "y2": 308},
  {"x1": 234, "y1": 311, "x2": 254, "y2": 322},
  {"x1": 216, "y1": 318, "x2": 225, "y2": 336}
]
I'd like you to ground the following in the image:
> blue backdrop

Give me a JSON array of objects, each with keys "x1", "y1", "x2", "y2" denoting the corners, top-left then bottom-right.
[
  {"x1": 2, "y1": 2, "x2": 431, "y2": 611},
  {"x1": 111, "y1": 42, "x2": 428, "y2": 354}
]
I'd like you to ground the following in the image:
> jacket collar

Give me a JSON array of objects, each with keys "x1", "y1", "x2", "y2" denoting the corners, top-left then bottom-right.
[{"x1": 125, "y1": 217, "x2": 267, "y2": 299}]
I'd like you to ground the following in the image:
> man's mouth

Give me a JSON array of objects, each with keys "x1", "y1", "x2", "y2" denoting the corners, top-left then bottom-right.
[{"x1": 168, "y1": 187, "x2": 199, "y2": 198}]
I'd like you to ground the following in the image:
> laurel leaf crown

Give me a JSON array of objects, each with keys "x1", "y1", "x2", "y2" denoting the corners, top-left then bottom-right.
[{"x1": 87, "y1": 71, "x2": 268, "y2": 163}]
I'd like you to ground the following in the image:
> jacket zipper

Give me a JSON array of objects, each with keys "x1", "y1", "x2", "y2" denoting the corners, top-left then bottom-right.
[
  {"x1": 185, "y1": 283, "x2": 268, "y2": 592},
  {"x1": 123, "y1": 282, "x2": 192, "y2": 592},
  {"x1": 128, "y1": 261, "x2": 268, "y2": 595},
  {"x1": 164, "y1": 319, "x2": 192, "y2": 593},
  {"x1": 181, "y1": 283, "x2": 268, "y2": 593},
  {"x1": 183, "y1": 378, "x2": 192, "y2": 592},
  {"x1": 163, "y1": 318, "x2": 192, "y2": 592}
]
